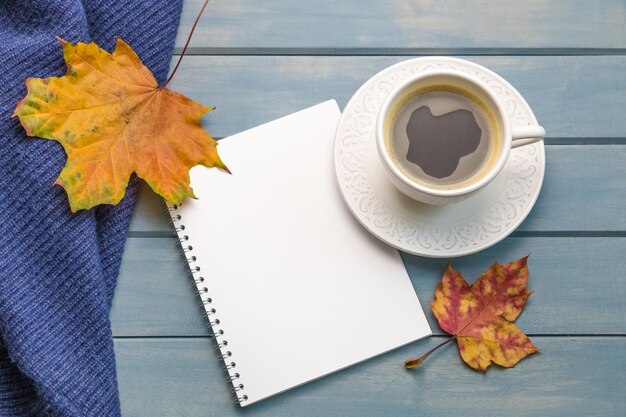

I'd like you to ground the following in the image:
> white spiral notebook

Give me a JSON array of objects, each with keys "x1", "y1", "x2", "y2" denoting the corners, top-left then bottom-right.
[{"x1": 169, "y1": 100, "x2": 431, "y2": 406}]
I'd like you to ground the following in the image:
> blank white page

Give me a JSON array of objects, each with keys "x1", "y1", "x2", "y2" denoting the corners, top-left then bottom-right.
[{"x1": 172, "y1": 100, "x2": 431, "y2": 406}]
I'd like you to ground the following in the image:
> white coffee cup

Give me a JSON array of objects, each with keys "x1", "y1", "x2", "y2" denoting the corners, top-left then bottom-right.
[{"x1": 376, "y1": 69, "x2": 545, "y2": 205}]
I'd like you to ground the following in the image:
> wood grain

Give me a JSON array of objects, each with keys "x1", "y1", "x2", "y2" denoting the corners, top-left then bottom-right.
[
  {"x1": 162, "y1": 55, "x2": 626, "y2": 139},
  {"x1": 111, "y1": 236, "x2": 626, "y2": 337},
  {"x1": 176, "y1": 0, "x2": 626, "y2": 53},
  {"x1": 129, "y1": 145, "x2": 626, "y2": 233},
  {"x1": 113, "y1": 2, "x2": 626, "y2": 415},
  {"x1": 116, "y1": 336, "x2": 626, "y2": 417}
]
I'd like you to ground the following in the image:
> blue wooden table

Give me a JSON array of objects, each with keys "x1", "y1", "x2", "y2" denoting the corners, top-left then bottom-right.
[{"x1": 111, "y1": 1, "x2": 626, "y2": 415}]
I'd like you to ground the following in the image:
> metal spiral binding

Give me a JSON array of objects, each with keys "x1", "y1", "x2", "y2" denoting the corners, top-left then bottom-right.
[{"x1": 168, "y1": 203, "x2": 249, "y2": 405}]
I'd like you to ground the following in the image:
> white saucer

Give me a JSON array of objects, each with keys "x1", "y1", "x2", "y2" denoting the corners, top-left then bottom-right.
[{"x1": 334, "y1": 57, "x2": 545, "y2": 258}]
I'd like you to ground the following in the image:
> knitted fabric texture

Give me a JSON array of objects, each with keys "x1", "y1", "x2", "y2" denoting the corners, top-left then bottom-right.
[{"x1": 0, "y1": 1, "x2": 183, "y2": 415}]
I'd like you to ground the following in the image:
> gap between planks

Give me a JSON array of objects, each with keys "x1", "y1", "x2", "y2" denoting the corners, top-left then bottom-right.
[
  {"x1": 172, "y1": 47, "x2": 626, "y2": 56},
  {"x1": 126, "y1": 231, "x2": 626, "y2": 239},
  {"x1": 112, "y1": 334, "x2": 626, "y2": 340}
]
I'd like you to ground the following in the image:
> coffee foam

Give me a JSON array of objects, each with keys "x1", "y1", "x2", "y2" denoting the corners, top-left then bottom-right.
[{"x1": 383, "y1": 84, "x2": 502, "y2": 191}]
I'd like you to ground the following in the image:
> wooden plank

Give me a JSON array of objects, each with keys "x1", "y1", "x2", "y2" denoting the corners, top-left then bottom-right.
[
  {"x1": 116, "y1": 336, "x2": 626, "y2": 417},
  {"x1": 127, "y1": 56, "x2": 626, "y2": 230},
  {"x1": 130, "y1": 188, "x2": 169, "y2": 234},
  {"x1": 111, "y1": 236, "x2": 626, "y2": 337},
  {"x1": 129, "y1": 145, "x2": 626, "y2": 233},
  {"x1": 161, "y1": 55, "x2": 626, "y2": 139},
  {"x1": 112, "y1": 235, "x2": 207, "y2": 337},
  {"x1": 176, "y1": 0, "x2": 626, "y2": 52}
]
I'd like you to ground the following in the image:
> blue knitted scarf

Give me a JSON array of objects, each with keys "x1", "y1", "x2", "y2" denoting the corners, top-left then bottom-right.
[{"x1": 0, "y1": 1, "x2": 183, "y2": 415}]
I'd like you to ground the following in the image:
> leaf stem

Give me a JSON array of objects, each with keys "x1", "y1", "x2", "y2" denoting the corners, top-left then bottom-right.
[
  {"x1": 405, "y1": 336, "x2": 456, "y2": 369},
  {"x1": 160, "y1": 0, "x2": 210, "y2": 89}
]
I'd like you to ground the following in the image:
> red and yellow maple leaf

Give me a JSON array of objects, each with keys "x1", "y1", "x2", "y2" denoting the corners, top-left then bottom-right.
[
  {"x1": 13, "y1": 38, "x2": 228, "y2": 212},
  {"x1": 407, "y1": 257, "x2": 538, "y2": 371}
]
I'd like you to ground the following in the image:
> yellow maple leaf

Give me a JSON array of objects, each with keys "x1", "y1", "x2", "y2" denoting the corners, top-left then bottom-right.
[{"x1": 13, "y1": 37, "x2": 228, "y2": 212}]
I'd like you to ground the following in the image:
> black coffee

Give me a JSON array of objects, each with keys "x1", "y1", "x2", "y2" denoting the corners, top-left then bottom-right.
[{"x1": 385, "y1": 86, "x2": 500, "y2": 190}]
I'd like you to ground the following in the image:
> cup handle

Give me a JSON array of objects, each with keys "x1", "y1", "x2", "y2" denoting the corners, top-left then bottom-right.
[{"x1": 511, "y1": 125, "x2": 546, "y2": 149}]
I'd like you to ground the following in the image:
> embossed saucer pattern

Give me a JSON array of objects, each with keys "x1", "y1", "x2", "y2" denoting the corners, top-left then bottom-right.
[{"x1": 334, "y1": 57, "x2": 545, "y2": 258}]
